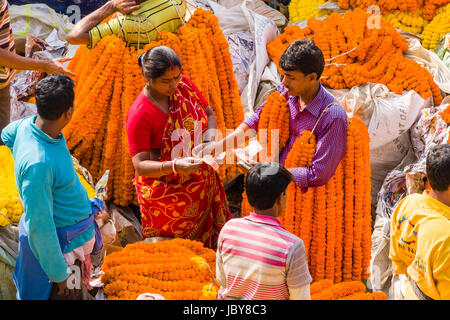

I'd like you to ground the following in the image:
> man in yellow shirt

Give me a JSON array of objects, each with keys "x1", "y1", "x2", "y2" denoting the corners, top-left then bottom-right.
[
  {"x1": 66, "y1": 0, "x2": 186, "y2": 49},
  {"x1": 389, "y1": 143, "x2": 450, "y2": 300}
]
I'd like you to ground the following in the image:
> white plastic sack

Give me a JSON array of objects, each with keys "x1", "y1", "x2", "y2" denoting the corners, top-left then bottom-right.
[
  {"x1": 206, "y1": 0, "x2": 279, "y2": 114},
  {"x1": 401, "y1": 33, "x2": 450, "y2": 96},
  {"x1": 434, "y1": 33, "x2": 450, "y2": 69},
  {"x1": 369, "y1": 103, "x2": 449, "y2": 300},
  {"x1": 9, "y1": 86, "x2": 36, "y2": 122},
  {"x1": 213, "y1": 0, "x2": 288, "y2": 27},
  {"x1": 226, "y1": 31, "x2": 255, "y2": 95},
  {"x1": 330, "y1": 83, "x2": 430, "y2": 214},
  {"x1": 10, "y1": 3, "x2": 74, "y2": 44}
]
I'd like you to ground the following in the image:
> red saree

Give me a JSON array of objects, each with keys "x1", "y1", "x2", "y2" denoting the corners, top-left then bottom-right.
[{"x1": 133, "y1": 77, "x2": 231, "y2": 249}]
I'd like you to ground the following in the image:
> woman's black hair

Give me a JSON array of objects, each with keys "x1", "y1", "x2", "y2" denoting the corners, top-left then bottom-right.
[{"x1": 137, "y1": 46, "x2": 182, "y2": 79}]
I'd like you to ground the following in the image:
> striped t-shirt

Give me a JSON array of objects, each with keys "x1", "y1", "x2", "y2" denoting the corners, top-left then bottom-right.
[
  {"x1": 216, "y1": 212, "x2": 312, "y2": 300},
  {"x1": 0, "y1": 0, "x2": 16, "y2": 89},
  {"x1": 88, "y1": 0, "x2": 185, "y2": 49}
]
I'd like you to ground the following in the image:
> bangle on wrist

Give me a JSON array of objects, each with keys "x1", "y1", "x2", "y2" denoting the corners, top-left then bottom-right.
[
  {"x1": 159, "y1": 162, "x2": 164, "y2": 176},
  {"x1": 172, "y1": 159, "x2": 178, "y2": 174}
]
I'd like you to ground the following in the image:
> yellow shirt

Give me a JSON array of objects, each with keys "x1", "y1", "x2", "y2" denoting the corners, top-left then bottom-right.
[
  {"x1": 88, "y1": 0, "x2": 186, "y2": 49},
  {"x1": 389, "y1": 191, "x2": 450, "y2": 300}
]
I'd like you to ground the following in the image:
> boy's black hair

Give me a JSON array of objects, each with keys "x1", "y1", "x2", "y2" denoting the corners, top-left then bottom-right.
[
  {"x1": 35, "y1": 74, "x2": 75, "y2": 120},
  {"x1": 245, "y1": 162, "x2": 293, "y2": 210},
  {"x1": 138, "y1": 45, "x2": 182, "y2": 79},
  {"x1": 279, "y1": 39, "x2": 325, "y2": 80},
  {"x1": 426, "y1": 143, "x2": 450, "y2": 191}
]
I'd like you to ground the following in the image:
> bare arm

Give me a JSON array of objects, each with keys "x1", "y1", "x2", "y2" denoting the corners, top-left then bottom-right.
[
  {"x1": 0, "y1": 49, "x2": 75, "y2": 77},
  {"x1": 204, "y1": 105, "x2": 217, "y2": 142},
  {"x1": 132, "y1": 150, "x2": 172, "y2": 178},
  {"x1": 192, "y1": 122, "x2": 255, "y2": 158},
  {"x1": 65, "y1": 0, "x2": 141, "y2": 45},
  {"x1": 132, "y1": 150, "x2": 202, "y2": 177}
]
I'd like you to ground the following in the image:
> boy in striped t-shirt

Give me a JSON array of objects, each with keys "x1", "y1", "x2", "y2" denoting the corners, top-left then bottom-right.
[{"x1": 216, "y1": 162, "x2": 312, "y2": 300}]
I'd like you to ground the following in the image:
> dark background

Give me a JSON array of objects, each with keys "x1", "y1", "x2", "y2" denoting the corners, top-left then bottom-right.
[{"x1": 8, "y1": 0, "x2": 107, "y2": 16}]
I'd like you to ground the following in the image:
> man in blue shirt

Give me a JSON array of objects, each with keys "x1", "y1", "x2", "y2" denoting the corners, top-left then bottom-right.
[{"x1": 1, "y1": 74, "x2": 103, "y2": 300}]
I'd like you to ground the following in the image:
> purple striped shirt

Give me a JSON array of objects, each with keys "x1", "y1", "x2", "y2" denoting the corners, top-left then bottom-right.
[{"x1": 244, "y1": 83, "x2": 348, "y2": 192}]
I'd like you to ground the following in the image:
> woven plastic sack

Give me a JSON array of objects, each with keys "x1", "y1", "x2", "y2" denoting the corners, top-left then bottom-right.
[
  {"x1": 9, "y1": 3, "x2": 74, "y2": 44},
  {"x1": 0, "y1": 246, "x2": 16, "y2": 300}
]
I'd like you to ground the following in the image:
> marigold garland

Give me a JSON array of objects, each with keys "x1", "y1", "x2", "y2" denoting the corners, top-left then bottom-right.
[
  {"x1": 420, "y1": 4, "x2": 450, "y2": 50},
  {"x1": 101, "y1": 238, "x2": 218, "y2": 300},
  {"x1": 64, "y1": 9, "x2": 246, "y2": 206},
  {"x1": 442, "y1": 104, "x2": 450, "y2": 124},
  {"x1": 311, "y1": 280, "x2": 366, "y2": 300},
  {"x1": 240, "y1": 117, "x2": 372, "y2": 283},
  {"x1": 337, "y1": 0, "x2": 450, "y2": 21},
  {"x1": 256, "y1": 91, "x2": 290, "y2": 162},
  {"x1": 267, "y1": 9, "x2": 443, "y2": 106},
  {"x1": 383, "y1": 9, "x2": 429, "y2": 34},
  {"x1": 0, "y1": 147, "x2": 97, "y2": 226},
  {"x1": 289, "y1": 0, "x2": 331, "y2": 23},
  {"x1": 0, "y1": 146, "x2": 22, "y2": 226},
  {"x1": 311, "y1": 279, "x2": 388, "y2": 300}
]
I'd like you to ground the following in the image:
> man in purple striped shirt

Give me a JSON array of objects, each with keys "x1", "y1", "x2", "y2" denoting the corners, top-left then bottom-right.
[{"x1": 193, "y1": 39, "x2": 348, "y2": 192}]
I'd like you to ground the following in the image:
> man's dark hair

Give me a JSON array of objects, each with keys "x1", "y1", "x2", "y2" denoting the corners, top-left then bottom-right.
[
  {"x1": 279, "y1": 39, "x2": 325, "y2": 79},
  {"x1": 245, "y1": 162, "x2": 293, "y2": 210},
  {"x1": 426, "y1": 144, "x2": 450, "y2": 191},
  {"x1": 138, "y1": 46, "x2": 182, "y2": 79},
  {"x1": 35, "y1": 74, "x2": 75, "y2": 120}
]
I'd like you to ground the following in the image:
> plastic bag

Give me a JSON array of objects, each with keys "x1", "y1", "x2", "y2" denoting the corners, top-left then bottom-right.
[
  {"x1": 400, "y1": 33, "x2": 450, "y2": 96},
  {"x1": 434, "y1": 33, "x2": 450, "y2": 69},
  {"x1": 227, "y1": 31, "x2": 256, "y2": 95},
  {"x1": 206, "y1": 0, "x2": 288, "y2": 27},
  {"x1": 205, "y1": 0, "x2": 279, "y2": 114},
  {"x1": 329, "y1": 83, "x2": 430, "y2": 212},
  {"x1": 9, "y1": 3, "x2": 74, "y2": 45},
  {"x1": 369, "y1": 102, "x2": 449, "y2": 300}
]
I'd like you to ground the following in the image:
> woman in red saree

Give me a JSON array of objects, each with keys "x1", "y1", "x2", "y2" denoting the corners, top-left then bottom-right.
[{"x1": 126, "y1": 46, "x2": 231, "y2": 249}]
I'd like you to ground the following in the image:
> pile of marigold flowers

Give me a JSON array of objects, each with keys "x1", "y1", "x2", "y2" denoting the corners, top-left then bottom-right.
[
  {"x1": 310, "y1": 279, "x2": 387, "y2": 300},
  {"x1": 289, "y1": 0, "x2": 331, "y2": 23},
  {"x1": 241, "y1": 117, "x2": 372, "y2": 283},
  {"x1": 0, "y1": 146, "x2": 98, "y2": 227},
  {"x1": 64, "y1": 8, "x2": 244, "y2": 207},
  {"x1": 101, "y1": 238, "x2": 219, "y2": 300},
  {"x1": 420, "y1": 4, "x2": 450, "y2": 50},
  {"x1": 383, "y1": 9, "x2": 429, "y2": 34},
  {"x1": 268, "y1": 9, "x2": 442, "y2": 106},
  {"x1": 337, "y1": 0, "x2": 450, "y2": 20},
  {"x1": 0, "y1": 146, "x2": 23, "y2": 227}
]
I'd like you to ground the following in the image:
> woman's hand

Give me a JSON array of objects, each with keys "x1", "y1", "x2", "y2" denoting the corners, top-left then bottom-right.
[
  {"x1": 174, "y1": 157, "x2": 203, "y2": 175},
  {"x1": 110, "y1": 0, "x2": 141, "y2": 14},
  {"x1": 192, "y1": 141, "x2": 220, "y2": 158}
]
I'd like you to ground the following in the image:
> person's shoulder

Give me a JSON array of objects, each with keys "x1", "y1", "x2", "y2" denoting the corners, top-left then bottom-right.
[
  {"x1": 420, "y1": 216, "x2": 450, "y2": 238},
  {"x1": 398, "y1": 193, "x2": 428, "y2": 210},
  {"x1": 222, "y1": 217, "x2": 246, "y2": 229},
  {"x1": 127, "y1": 92, "x2": 153, "y2": 118},
  {"x1": 326, "y1": 101, "x2": 347, "y2": 122}
]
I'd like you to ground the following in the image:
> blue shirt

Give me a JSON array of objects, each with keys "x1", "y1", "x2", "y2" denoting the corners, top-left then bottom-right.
[{"x1": 1, "y1": 116, "x2": 94, "y2": 282}]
